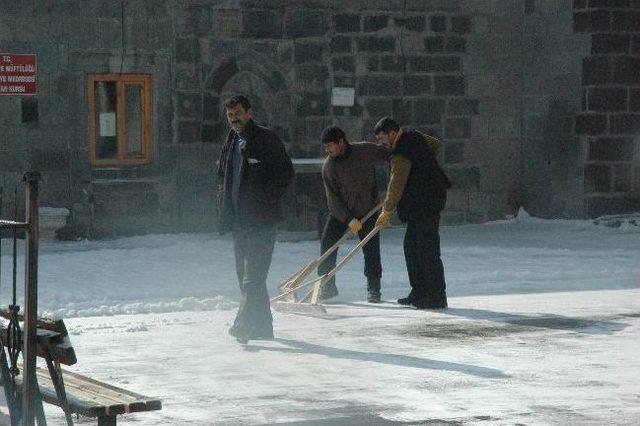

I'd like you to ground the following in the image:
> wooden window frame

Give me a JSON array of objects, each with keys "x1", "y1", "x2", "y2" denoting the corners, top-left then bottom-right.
[{"x1": 87, "y1": 74, "x2": 152, "y2": 167}]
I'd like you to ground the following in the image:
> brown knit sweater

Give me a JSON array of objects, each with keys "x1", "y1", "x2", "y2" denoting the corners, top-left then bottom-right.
[{"x1": 322, "y1": 142, "x2": 390, "y2": 223}]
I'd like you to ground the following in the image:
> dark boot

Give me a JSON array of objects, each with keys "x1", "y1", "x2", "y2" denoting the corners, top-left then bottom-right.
[
  {"x1": 367, "y1": 276, "x2": 381, "y2": 303},
  {"x1": 397, "y1": 296, "x2": 414, "y2": 305},
  {"x1": 397, "y1": 290, "x2": 417, "y2": 305},
  {"x1": 413, "y1": 296, "x2": 448, "y2": 310},
  {"x1": 319, "y1": 277, "x2": 338, "y2": 301}
]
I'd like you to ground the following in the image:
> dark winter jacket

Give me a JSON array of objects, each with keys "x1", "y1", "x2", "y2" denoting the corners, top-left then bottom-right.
[
  {"x1": 217, "y1": 119, "x2": 294, "y2": 233},
  {"x1": 322, "y1": 142, "x2": 390, "y2": 224},
  {"x1": 389, "y1": 130, "x2": 451, "y2": 222}
]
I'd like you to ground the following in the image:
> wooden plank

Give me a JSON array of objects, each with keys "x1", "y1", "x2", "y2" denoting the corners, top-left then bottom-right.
[
  {"x1": 0, "y1": 310, "x2": 67, "y2": 333},
  {"x1": 9, "y1": 368, "x2": 161, "y2": 418},
  {"x1": 23, "y1": 170, "x2": 40, "y2": 426},
  {"x1": 0, "y1": 312, "x2": 76, "y2": 363},
  {"x1": 0, "y1": 313, "x2": 77, "y2": 365},
  {"x1": 44, "y1": 352, "x2": 75, "y2": 425}
]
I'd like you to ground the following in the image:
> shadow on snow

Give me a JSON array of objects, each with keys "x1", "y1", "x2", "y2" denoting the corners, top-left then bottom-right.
[{"x1": 244, "y1": 338, "x2": 510, "y2": 379}]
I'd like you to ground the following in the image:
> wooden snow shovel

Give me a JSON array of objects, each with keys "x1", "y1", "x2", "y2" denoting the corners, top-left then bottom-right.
[
  {"x1": 271, "y1": 223, "x2": 383, "y2": 315},
  {"x1": 275, "y1": 202, "x2": 383, "y2": 303}
]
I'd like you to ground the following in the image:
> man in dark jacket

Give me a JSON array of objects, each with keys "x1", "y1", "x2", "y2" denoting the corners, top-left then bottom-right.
[
  {"x1": 217, "y1": 95, "x2": 294, "y2": 342},
  {"x1": 318, "y1": 125, "x2": 389, "y2": 303},
  {"x1": 374, "y1": 117, "x2": 451, "y2": 309}
]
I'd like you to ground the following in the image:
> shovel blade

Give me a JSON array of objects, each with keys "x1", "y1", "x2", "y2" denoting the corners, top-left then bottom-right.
[
  {"x1": 271, "y1": 301, "x2": 327, "y2": 315},
  {"x1": 278, "y1": 259, "x2": 317, "y2": 291}
]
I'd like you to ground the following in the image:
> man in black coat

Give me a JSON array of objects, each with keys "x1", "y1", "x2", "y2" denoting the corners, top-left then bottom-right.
[
  {"x1": 374, "y1": 117, "x2": 451, "y2": 309},
  {"x1": 217, "y1": 95, "x2": 294, "y2": 342}
]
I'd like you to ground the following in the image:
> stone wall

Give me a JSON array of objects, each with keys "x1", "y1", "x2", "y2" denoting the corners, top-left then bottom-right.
[
  {"x1": 574, "y1": 0, "x2": 640, "y2": 217},
  {"x1": 184, "y1": 1, "x2": 490, "y2": 224},
  {"x1": 519, "y1": 0, "x2": 590, "y2": 218},
  {"x1": 0, "y1": 0, "x2": 638, "y2": 237},
  {"x1": 0, "y1": 0, "x2": 175, "y2": 236}
]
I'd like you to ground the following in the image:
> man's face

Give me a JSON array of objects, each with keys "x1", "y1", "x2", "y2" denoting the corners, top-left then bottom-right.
[
  {"x1": 226, "y1": 104, "x2": 252, "y2": 133},
  {"x1": 324, "y1": 139, "x2": 346, "y2": 158},
  {"x1": 375, "y1": 131, "x2": 396, "y2": 148}
]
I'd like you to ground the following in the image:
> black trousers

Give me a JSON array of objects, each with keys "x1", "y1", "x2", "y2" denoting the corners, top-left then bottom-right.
[
  {"x1": 403, "y1": 215, "x2": 447, "y2": 303},
  {"x1": 318, "y1": 215, "x2": 382, "y2": 287},
  {"x1": 231, "y1": 225, "x2": 275, "y2": 338}
]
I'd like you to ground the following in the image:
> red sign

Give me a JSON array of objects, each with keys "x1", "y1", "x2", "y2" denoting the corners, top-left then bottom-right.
[{"x1": 0, "y1": 53, "x2": 37, "y2": 96}]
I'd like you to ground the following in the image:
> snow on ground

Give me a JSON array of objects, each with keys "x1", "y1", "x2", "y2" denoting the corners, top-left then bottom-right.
[
  {"x1": 1, "y1": 209, "x2": 638, "y2": 318},
  {"x1": 0, "y1": 211, "x2": 638, "y2": 424}
]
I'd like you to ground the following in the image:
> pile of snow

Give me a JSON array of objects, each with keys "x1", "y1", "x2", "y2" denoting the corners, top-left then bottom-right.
[
  {"x1": 42, "y1": 296, "x2": 236, "y2": 319},
  {"x1": 593, "y1": 212, "x2": 640, "y2": 229},
  {"x1": 505, "y1": 207, "x2": 640, "y2": 231}
]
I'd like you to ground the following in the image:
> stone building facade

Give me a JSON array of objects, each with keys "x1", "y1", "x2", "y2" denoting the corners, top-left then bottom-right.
[{"x1": 0, "y1": 0, "x2": 638, "y2": 236}]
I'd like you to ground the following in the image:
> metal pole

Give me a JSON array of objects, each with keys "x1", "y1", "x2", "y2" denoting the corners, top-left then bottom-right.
[{"x1": 22, "y1": 172, "x2": 40, "y2": 426}]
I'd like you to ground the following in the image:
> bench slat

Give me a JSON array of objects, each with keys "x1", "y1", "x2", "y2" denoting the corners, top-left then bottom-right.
[
  {"x1": 0, "y1": 310, "x2": 77, "y2": 365},
  {"x1": 0, "y1": 315, "x2": 161, "y2": 421},
  {"x1": 0, "y1": 328, "x2": 77, "y2": 366},
  {"x1": 36, "y1": 368, "x2": 162, "y2": 416},
  {"x1": 16, "y1": 368, "x2": 162, "y2": 417}
]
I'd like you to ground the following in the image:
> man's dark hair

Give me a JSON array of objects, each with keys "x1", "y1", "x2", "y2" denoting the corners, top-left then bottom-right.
[
  {"x1": 373, "y1": 117, "x2": 400, "y2": 135},
  {"x1": 224, "y1": 95, "x2": 251, "y2": 111},
  {"x1": 320, "y1": 125, "x2": 347, "y2": 144}
]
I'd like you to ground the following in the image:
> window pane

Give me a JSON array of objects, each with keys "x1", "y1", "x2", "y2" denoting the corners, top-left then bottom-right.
[
  {"x1": 124, "y1": 84, "x2": 143, "y2": 157},
  {"x1": 94, "y1": 81, "x2": 118, "y2": 160}
]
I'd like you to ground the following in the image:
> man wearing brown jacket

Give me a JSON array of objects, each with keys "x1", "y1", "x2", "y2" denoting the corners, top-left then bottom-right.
[
  {"x1": 318, "y1": 125, "x2": 389, "y2": 302},
  {"x1": 374, "y1": 117, "x2": 450, "y2": 310}
]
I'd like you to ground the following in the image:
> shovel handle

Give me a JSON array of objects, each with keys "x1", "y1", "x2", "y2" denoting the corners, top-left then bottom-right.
[
  {"x1": 316, "y1": 201, "x2": 384, "y2": 266},
  {"x1": 318, "y1": 226, "x2": 381, "y2": 287},
  {"x1": 306, "y1": 225, "x2": 382, "y2": 304},
  {"x1": 271, "y1": 202, "x2": 385, "y2": 304}
]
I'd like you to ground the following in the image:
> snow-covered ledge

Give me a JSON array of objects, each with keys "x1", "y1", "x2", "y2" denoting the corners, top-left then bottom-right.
[{"x1": 39, "y1": 207, "x2": 70, "y2": 241}]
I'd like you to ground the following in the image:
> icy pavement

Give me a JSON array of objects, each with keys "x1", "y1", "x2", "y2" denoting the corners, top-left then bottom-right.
[
  {"x1": 43, "y1": 289, "x2": 640, "y2": 425},
  {"x1": 0, "y1": 211, "x2": 638, "y2": 424}
]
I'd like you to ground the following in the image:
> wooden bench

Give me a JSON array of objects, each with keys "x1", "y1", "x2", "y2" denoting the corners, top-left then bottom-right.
[
  {"x1": 1, "y1": 312, "x2": 161, "y2": 425},
  {"x1": 32, "y1": 368, "x2": 162, "y2": 425}
]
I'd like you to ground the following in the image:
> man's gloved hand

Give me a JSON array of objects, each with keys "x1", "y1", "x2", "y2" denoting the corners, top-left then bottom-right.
[
  {"x1": 375, "y1": 210, "x2": 393, "y2": 228},
  {"x1": 348, "y1": 218, "x2": 362, "y2": 234}
]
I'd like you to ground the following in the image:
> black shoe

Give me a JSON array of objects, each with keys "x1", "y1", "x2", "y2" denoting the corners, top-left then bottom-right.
[
  {"x1": 367, "y1": 277, "x2": 381, "y2": 303},
  {"x1": 413, "y1": 298, "x2": 448, "y2": 310},
  {"x1": 228, "y1": 325, "x2": 273, "y2": 343},
  {"x1": 397, "y1": 296, "x2": 414, "y2": 306},
  {"x1": 251, "y1": 330, "x2": 274, "y2": 340},
  {"x1": 367, "y1": 291, "x2": 381, "y2": 303},
  {"x1": 228, "y1": 325, "x2": 249, "y2": 344}
]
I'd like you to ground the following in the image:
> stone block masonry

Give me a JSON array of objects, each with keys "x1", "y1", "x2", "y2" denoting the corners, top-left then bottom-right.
[
  {"x1": 0, "y1": 0, "x2": 638, "y2": 237},
  {"x1": 574, "y1": 1, "x2": 640, "y2": 217}
]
